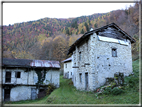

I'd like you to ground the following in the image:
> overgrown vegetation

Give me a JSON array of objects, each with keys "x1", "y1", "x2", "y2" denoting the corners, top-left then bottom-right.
[
  {"x1": 46, "y1": 83, "x2": 56, "y2": 95},
  {"x1": 5, "y1": 60, "x2": 139, "y2": 104}
]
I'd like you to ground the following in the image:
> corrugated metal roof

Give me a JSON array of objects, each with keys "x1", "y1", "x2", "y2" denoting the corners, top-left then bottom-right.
[
  {"x1": 2, "y1": 58, "x2": 60, "y2": 68},
  {"x1": 30, "y1": 60, "x2": 60, "y2": 68}
]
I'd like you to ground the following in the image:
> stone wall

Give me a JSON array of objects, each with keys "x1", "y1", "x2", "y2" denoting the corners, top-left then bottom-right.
[
  {"x1": 72, "y1": 32, "x2": 133, "y2": 91},
  {"x1": 94, "y1": 33, "x2": 132, "y2": 90}
]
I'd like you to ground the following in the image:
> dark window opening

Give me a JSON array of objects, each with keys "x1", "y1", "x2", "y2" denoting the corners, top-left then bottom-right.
[
  {"x1": 65, "y1": 64, "x2": 67, "y2": 68},
  {"x1": 5, "y1": 72, "x2": 11, "y2": 83},
  {"x1": 39, "y1": 89, "x2": 45, "y2": 92},
  {"x1": 112, "y1": 48, "x2": 117, "y2": 57},
  {"x1": 86, "y1": 41, "x2": 88, "y2": 51},
  {"x1": 79, "y1": 73, "x2": 82, "y2": 83},
  {"x1": 79, "y1": 52, "x2": 81, "y2": 61},
  {"x1": 71, "y1": 72, "x2": 72, "y2": 75},
  {"x1": 15, "y1": 72, "x2": 21, "y2": 78}
]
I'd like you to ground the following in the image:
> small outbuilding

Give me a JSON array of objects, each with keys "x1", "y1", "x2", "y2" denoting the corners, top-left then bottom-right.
[
  {"x1": 2, "y1": 58, "x2": 60, "y2": 101},
  {"x1": 62, "y1": 57, "x2": 73, "y2": 79}
]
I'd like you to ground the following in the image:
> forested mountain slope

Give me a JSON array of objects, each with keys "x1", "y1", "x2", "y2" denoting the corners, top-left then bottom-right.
[{"x1": 2, "y1": 3, "x2": 139, "y2": 62}]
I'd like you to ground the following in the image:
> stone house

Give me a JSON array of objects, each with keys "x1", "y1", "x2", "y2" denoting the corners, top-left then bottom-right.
[
  {"x1": 67, "y1": 23, "x2": 135, "y2": 91},
  {"x1": 62, "y1": 57, "x2": 73, "y2": 79},
  {"x1": 2, "y1": 58, "x2": 60, "y2": 101}
]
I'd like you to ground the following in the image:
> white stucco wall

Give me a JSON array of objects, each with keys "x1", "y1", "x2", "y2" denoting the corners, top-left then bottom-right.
[
  {"x1": 2, "y1": 86, "x2": 37, "y2": 101},
  {"x1": 43, "y1": 69, "x2": 60, "y2": 88},
  {"x1": 3, "y1": 68, "x2": 28, "y2": 85},
  {"x1": 3, "y1": 68, "x2": 60, "y2": 86},
  {"x1": 10, "y1": 86, "x2": 33, "y2": 101},
  {"x1": 72, "y1": 32, "x2": 133, "y2": 91},
  {"x1": 3, "y1": 68, "x2": 60, "y2": 101},
  {"x1": 63, "y1": 61, "x2": 73, "y2": 79}
]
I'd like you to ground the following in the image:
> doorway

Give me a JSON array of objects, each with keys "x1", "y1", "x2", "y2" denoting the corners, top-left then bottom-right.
[
  {"x1": 31, "y1": 88, "x2": 37, "y2": 100},
  {"x1": 4, "y1": 89, "x2": 10, "y2": 101},
  {"x1": 85, "y1": 73, "x2": 88, "y2": 90}
]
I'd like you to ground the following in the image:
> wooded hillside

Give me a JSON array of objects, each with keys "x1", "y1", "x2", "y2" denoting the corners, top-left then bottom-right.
[{"x1": 2, "y1": 3, "x2": 140, "y2": 62}]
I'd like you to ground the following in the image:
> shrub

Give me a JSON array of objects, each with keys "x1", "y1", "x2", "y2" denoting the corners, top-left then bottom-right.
[
  {"x1": 103, "y1": 86, "x2": 124, "y2": 95},
  {"x1": 111, "y1": 87, "x2": 124, "y2": 95},
  {"x1": 46, "y1": 83, "x2": 56, "y2": 95},
  {"x1": 68, "y1": 80, "x2": 73, "y2": 85},
  {"x1": 124, "y1": 75, "x2": 139, "y2": 88},
  {"x1": 103, "y1": 87, "x2": 112, "y2": 95}
]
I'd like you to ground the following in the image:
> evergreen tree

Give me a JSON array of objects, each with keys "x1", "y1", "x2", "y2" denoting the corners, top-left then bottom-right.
[
  {"x1": 81, "y1": 29, "x2": 84, "y2": 34},
  {"x1": 94, "y1": 23, "x2": 98, "y2": 28},
  {"x1": 84, "y1": 22, "x2": 89, "y2": 31},
  {"x1": 66, "y1": 27, "x2": 69, "y2": 35}
]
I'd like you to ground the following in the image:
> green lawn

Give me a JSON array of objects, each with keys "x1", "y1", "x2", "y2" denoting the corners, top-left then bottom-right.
[{"x1": 5, "y1": 60, "x2": 140, "y2": 104}]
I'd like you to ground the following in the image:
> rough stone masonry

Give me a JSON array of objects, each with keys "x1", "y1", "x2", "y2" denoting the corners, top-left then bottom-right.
[{"x1": 68, "y1": 23, "x2": 135, "y2": 91}]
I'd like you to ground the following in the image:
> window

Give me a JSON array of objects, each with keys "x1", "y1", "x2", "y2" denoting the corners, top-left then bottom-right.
[
  {"x1": 79, "y1": 73, "x2": 82, "y2": 83},
  {"x1": 71, "y1": 72, "x2": 72, "y2": 75},
  {"x1": 86, "y1": 41, "x2": 88, "y2": 51},
  {"x1": 15, "y1": 72, "x2": 21, "y2": 78},
  {"x1": 112, "y1": 48, "x2": 117, "y2": 57},
  {"x1": 5, "y1": 72, "x2": 11, "y2": 83},
  {"x1": 79, "y1": 52, "x2": 81, "y2": 61},
  {"x1": 65, "y1": 64, "x2": 67, "y2": 68}
]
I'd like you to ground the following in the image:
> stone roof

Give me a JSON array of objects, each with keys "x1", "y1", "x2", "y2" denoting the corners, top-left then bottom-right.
[{"x1": 67, "y1": 23, "x2": 136, "y2": 55}]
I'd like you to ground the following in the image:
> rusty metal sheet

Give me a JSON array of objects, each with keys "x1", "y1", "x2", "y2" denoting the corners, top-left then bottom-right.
[{"x1": 30, "y1": 60, "x2": 60, "y2": 68}]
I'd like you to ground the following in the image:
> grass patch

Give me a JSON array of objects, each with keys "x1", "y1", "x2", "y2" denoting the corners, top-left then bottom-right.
[{"x1": 4, "y1": 60, "x2": 140, "y2": 104}]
